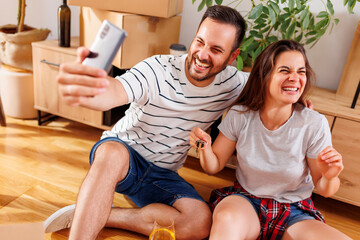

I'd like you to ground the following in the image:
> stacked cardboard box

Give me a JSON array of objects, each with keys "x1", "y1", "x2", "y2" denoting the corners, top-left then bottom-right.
[
  {"x1": 69, "y1": 0, "x2": 183, "y2": 69},
  {"x1": 69, "y1": 0, "x2": 183, "y2": 18}
]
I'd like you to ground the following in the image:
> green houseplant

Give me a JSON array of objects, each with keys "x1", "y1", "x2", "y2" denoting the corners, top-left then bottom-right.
[
  {"x1": 0, "y1": 0, "x2": 50, "y2": 71},
  {"x1": 193, "y1": 0, "x2": 355, "y2": 70}
]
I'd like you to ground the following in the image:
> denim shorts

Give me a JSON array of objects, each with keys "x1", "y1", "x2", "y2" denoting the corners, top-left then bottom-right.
[
  {"x1": 234, "y1": 194, "x2": 315, "y2": 227},
  {"x1": 89, "y1": 137, "x2": 205, "y2": 207}
]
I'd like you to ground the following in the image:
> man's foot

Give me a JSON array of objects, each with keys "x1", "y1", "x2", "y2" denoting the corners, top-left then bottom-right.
[{"x1": 44, "y1": 204, "x2": 76, "y2": 233}]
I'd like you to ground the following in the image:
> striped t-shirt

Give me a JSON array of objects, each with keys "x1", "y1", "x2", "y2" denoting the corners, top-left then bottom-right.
[{"x1": 102, "y1": 54, "x2": 249, "y2": 170}]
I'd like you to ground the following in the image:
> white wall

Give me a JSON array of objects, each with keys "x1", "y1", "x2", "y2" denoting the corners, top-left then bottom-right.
[
  {"x1": 0, "y1": 0, "x2": 79, "y2": 42},
  {"x1": 1, "y1": 0, "x2": 359, "y2": 91}
]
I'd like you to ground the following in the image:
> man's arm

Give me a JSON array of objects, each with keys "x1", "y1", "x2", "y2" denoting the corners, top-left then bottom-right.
[{"x1": 56, "y1": 47, "x2": 129, "y2": 111}]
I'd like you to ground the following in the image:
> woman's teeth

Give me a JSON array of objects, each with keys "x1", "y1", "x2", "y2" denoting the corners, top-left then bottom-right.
[{"x1": 282, "y1": 87, "x2": 298, "y2": 91}]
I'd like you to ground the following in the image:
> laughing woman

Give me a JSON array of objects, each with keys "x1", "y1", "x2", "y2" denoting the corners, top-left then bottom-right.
[{"x1": 190, "y1": 40, "x2": 351, "y2": 240}]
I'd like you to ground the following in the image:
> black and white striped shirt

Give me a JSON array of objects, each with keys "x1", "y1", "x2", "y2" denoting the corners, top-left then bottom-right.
[{"x1": 102, "y1": 54, "x2": 249, "y2": 170}]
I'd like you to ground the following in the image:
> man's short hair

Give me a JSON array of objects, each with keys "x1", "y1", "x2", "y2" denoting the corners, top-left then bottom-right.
[{"x1": 199, "y1": 5, "x2": 246, "y2": 51}]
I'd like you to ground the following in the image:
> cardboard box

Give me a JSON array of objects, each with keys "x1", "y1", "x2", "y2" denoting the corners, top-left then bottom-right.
[
  {"x1": 70, "y1": 0, "x2": 183, "y2": 18},
  {"x1": 80, "y1": 7, "x2": 181, "y2": 69}
]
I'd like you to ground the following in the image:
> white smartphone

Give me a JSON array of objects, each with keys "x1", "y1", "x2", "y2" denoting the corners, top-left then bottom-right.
[{"x1": 82, "y1": 20, "x2": 127, "y2": 72}]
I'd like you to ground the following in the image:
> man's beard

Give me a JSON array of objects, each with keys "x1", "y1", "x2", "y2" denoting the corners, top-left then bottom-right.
[{"x1": 186, "y1": 54, "x2": 230, "y2": 82}]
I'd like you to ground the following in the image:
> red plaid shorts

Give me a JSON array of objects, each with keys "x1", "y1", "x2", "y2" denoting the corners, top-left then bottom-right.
[{"x1": 209, "y1": 181, "x2": 325, "y2": 240}]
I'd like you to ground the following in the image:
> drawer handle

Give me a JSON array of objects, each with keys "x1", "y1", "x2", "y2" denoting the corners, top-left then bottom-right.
[{"x1": 40, "y1": 59, "x2": 60, "y2": 67}]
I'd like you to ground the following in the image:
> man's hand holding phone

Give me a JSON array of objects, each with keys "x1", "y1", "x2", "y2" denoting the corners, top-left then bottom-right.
[{"x1": 56, "y1": 20, "x2": 128, "y2": 110}]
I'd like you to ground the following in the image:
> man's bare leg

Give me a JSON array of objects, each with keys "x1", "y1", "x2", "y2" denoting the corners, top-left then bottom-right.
[
  {"x1": 69, "y1": 141, "x2": 130, "y2": 240},
  {"x1": 106, "y1": 198, "x2": 211, "y2": 240},
  {"x1": 68, "y1": 141, "x2": 211, "y2": 240}
]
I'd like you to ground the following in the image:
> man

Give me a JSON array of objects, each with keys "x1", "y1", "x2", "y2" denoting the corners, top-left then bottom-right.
[{"x1": 45, "y1": 5, "x2": 248, "y2": 240}]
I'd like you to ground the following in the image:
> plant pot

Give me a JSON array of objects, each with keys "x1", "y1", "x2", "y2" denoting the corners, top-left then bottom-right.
[
  {"x1": 0, "y1": 66, "x2": 37, "y2": 119},
  {"x1": 0, "y1": 24, "x2": 50, "y2": 71}
]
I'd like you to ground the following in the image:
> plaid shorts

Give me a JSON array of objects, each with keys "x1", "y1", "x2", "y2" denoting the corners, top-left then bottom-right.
[{"x1": 209, "y1": 181, "x2": 325, "y2": 240}]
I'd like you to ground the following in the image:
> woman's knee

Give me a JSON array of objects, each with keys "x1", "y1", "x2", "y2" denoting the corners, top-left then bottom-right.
[{"x1": 211, "y1": 196, "x2": 260, "y2": 239}]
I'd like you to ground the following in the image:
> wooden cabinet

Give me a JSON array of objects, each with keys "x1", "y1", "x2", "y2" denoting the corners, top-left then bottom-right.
[
  {"x1": 331, "y1": 118, "x2": 360, "y2": 206},
  {"x1": 32, "y1": 37, "x2": 118, "y2": 130},
  {"x1": 310, "y1": 87, "x2": 360, "y2": 207}
]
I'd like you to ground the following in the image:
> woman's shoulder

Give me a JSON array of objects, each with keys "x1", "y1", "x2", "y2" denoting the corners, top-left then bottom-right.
[
  {"x1": 226, "y1": 105, "x2": 256, "y2": 120},
  {"x1": 294, "y1": 104, "x2": 328, "y2": 126},
  {"x1": 229, "y1": 104, "x2": 251, "y2": 113}
]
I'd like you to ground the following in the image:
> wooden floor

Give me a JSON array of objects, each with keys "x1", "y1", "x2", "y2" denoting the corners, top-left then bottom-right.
[{"x1": 0, "y1": 116, "x2": 359, "y2": 239}]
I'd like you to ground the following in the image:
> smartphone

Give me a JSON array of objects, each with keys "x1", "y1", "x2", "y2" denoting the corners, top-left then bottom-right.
[{"x1": 82, "y1": 20, "x2": 127, "y2": 72}]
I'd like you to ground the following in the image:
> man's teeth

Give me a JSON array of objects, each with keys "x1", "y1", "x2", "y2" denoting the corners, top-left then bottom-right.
[
  {"x1": 195, "y1": 59, "x2": 210, "y2": 68},
  {"x1": 282, "y1": 87, "x2": 298, "y2": 91}
]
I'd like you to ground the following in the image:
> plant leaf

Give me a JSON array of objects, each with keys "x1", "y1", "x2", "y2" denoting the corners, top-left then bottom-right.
[
  {"x1": 279, "y1": 13, "x2": 291, "y2": 21},
  {"x1": 254, "y1": 46, "x2": 262, "y2": 60},
  {"x1": 327, "y1": 0, "x2": 335, "y2": 15},
  {"x1": 305, "y1": 36, "x2": 317, "y2": 45},
  {"x1": 270, "y1": 1, "x2": 280, "y2": 14},
  {"x1": 305, "y1": 30, "x2": 317, "y2": 37},
  {"x1": 266, "y1": 36, "x2": 278, "y2": 43},
  {"x1": 302, "y1": 13, "x2": 310, "y2": 30},
  {"x1": 254, "y1": 23, "x2": 267, "y2": 29},
  {"x1": 348, "y1": 0, "x2": 356, "y2": 13},
  {"x1": 240, "y1": 36, "x2": 254, "y2": 50},
  {"x1": 281, "y1": 18, "x2": 291, "y2": 32},
  {"x1": 249, "y1": 4, "x2": 264, "y2": 19},
  {"x1": 269, "y1": 6, "x2": 277, "y2": 25},
  {"x1": 315, "y1": 18, "x2": 329, "y2": 31},
  {"x1": 273, "y1": 21, "x2": 281, "y2": 30},
  {"x1": 237, "y1": 55, "x2": 244, "y2": 70},
  {"x1": 317, "y1": 11, "x2": 329, "y2": 18},
  {"x1": 261, "y1": 26, "x2": 271, "y2": 33},
  {"x1": 288, "y1": 0, "x2": 295, "y2": 11},
  {"x1": 246, "y1": 41, "x2": 259, "y2": 53},
  {"x1": 286, "y1": 21, "x2": 296, "y2": 39},
  {"x1": 300, "y1": 8, "x2": 308, "y2": 22},
  {"x1": 295, "y1": 32, "x2": 303, "y2": 42},
  {"x1": 197, "y1": 0, "x2": 206, "y2": 11},
  {"x1": 206, "y1": 0, "x2": 213, "y2": 7},
  {"x1": 250, "y1": 30, "x2": 263, "y2": 39},
  {"x1": 215, "y1": 0, "x2": 223, "y2": 4}
]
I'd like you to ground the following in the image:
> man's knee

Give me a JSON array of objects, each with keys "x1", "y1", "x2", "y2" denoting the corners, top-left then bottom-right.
[
  {"x1": 92, "y1": 141, "x2": 130, "y2": 181},
  {"x1": 174, "y1": 201, "x2": 212, "y2": 240}
]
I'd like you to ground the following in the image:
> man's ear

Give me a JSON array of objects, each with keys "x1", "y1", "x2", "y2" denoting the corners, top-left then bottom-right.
[{"x1": 227, "y1": 48, "x2": 240, "y2": 65}]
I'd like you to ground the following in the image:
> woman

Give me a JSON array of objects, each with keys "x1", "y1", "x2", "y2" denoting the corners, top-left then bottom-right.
[{"x1": 190, "y1": 40, "x2": 351, "y2": 240}]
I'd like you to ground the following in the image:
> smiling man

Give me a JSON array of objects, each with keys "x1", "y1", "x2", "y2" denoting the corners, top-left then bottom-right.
[{"x1": 44, "y1": 5, "x2": 248, "y2": 240}]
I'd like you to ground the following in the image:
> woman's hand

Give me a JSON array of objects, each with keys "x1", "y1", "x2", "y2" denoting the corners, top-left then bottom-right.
[
  {"x1": 316, "y1": 146, "x2": 344, "y2": 180},
  {"x1": 189, "y1": 127, "x2": 212, "y2": 150}
]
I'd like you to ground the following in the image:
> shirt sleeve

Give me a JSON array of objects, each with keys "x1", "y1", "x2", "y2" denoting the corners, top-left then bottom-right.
[
  {"x1": 115, "y1": 58, "x2": 153, "y2": 104},
  {"x1": 306, "y1": 114, "x2": 332, "y2": 159},
  {"x1": 218, "y1": 107, "x2": 243, "y2": 142}
]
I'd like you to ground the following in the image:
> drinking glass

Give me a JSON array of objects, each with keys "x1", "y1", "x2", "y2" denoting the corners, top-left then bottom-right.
[{"x1": 149, "y1": 219, "x2": 175, "y2": 240}]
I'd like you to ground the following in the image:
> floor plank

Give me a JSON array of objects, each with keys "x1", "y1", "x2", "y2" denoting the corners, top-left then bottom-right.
[{"x1": 0, "y1": 117, "x2": 359, "y2": 239}]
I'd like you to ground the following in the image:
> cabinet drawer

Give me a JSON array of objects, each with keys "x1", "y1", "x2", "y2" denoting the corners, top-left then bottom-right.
[
  {"x1": 331, "y1": 117, "x2": 360, "y2": 206},
  {"x1": 33, "y1": 46, "x2": 71, "y2": 113},
  {"x1": 32, "y1": 39, "x2": 104, "y2": 128}
]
